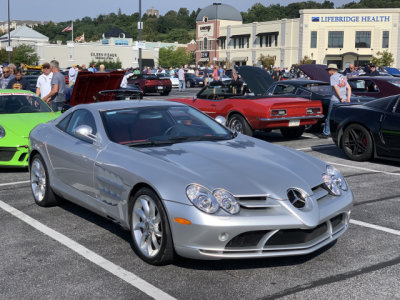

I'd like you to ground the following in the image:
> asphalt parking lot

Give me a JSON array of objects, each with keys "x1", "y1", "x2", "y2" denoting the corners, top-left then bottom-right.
[{"x1": 1, "y1": 88, "x2": 399, "y2": 299}]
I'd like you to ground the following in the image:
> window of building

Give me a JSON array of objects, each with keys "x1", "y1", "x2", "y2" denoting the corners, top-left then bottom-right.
[
  {"x1": 204, "y1": 37, "x2": 208, "y2": 50},
  {"x1": 246, "y1": 37, "x2": 249, "y2": 48},
  {"x1": 259, "y1": 36, "x2": 263, "y2": 48},
  {"x1": 328, "y1": 31, "x2": 343, "y2": 48},
  {"x1": 310, "y1": 31, "x2": 317, "y2": 48},
  {"x1": 199, "y1": 41, "x2": 202, "y2": 51},
  {"x1": 355, "y1": 31, "x2": 371, "y2": 48},
  {"x1": 203, "y1": 16, "x2": 208, "y2": 23},
  {"x1": 382, "y1": 31, "x2": 389, "y2": 48},
  {"x1": 209, "y1": 40, "x2": 212, "y2": 50},
  {"x1": 233, "y1": 38, "x2": 236, "y2": 49},
  {"x1": 219, "y1": 38, "x2": 226, "y2": 49}
]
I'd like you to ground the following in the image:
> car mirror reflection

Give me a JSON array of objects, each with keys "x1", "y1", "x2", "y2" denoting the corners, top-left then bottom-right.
[{"x1": 74, "y1": 125, "x2": 96, "y2": 142}]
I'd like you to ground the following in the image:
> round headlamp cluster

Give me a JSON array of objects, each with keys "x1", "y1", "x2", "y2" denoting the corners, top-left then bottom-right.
[
  {"x1": 322, "y1": 165, "x2": 348, "y2": 196},
  {"x1": 186, "y1": 184, "x2": 240, "y2": 215},
  {"x1": 0, "y1": 125, "x2": 5, "y2": 139}
]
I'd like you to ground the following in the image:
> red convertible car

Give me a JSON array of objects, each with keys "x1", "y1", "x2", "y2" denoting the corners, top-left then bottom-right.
[
  {"x1": 170, "y1": 66, "x2": 324, "y2": 138},
  {"x1": 127, "y1": 74, "x2": 172, "y2": 96}
]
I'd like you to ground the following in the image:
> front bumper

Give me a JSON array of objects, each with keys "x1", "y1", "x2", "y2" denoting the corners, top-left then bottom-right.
[
  {"x1": 164, "y1": 188, "x2": 353, "y2": 260},
  {"x1": 0, "y1": 146, "x2": 29, "y2": 167}
]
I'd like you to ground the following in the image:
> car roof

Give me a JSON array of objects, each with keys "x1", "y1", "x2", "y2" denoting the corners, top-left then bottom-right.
[
  {"x1": 0, "y1": 89, "x2": 36, "y2": 95},
  {"x1": 74, "y1": 100, "x2": 186, "y2": 112},
  {"x1": 275, "y1": 80, "x2": 328, "y2": 85}
]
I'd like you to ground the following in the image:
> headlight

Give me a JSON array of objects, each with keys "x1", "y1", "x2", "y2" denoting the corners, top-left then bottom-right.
[
  {"x1": 186, "y1": 184, "x2": 219, "y2": 214},
  {"x1": 0, "y1": 125, "x2": 5, "y2": 139},
  {"x1": 213, "y1": 189, "x2": 240, "y2": 214},
  {"x1": 322, "y1": 165, "x2": 348, "y2": 196}
]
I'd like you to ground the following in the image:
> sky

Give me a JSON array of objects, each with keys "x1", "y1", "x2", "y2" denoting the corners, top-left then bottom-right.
[{"x1": 1, "y1": 0, "x2": 351, "y2": 23}]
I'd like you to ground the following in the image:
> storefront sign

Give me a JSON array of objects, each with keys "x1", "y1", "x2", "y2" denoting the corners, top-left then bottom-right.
[
  {"x1": 312, "y1": 16, "x2": 390, "y2": 23},
  {"x1": 197, "y1": 23, "x2": 214, "y2": 38},
  {"x1": 201, "y1": 52, "x2": 209, "y2": 58},
  {"x1": 90, "y1": 52, "x2": 118, "y2": 60}
]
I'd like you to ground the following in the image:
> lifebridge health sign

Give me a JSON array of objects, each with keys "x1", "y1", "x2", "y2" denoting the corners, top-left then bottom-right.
[{"x1": 312, "y1": 16, "x2": 390, "y2": 23}]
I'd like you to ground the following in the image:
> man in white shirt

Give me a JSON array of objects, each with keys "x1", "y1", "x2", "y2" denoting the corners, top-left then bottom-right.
[
  {"x1": 68, "y1": 64, "x2": 77, "y2": 86},
  {"x1": 178, "y1": 66, "x2": 185, "y2": 92},
  {"x1": 36, "y1": 62, "x2": 53, "y2": 98}
]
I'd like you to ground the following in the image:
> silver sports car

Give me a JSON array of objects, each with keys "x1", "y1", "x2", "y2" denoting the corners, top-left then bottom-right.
[{"x1": 29, "y1": 100, "x2": 353, "y2": 265}]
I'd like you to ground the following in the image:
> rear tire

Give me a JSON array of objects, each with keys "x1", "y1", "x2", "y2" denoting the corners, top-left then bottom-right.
[
  {"x1": 342, "y1": 124, "x2": 373, "y2": 161},
  {"x1": 129, "y1": 187, "x2": 175, "y2": 265},
  {"x1": 280, "y1": 126, "x2": 305, "y2": 139},
  {"x1": 228, "y1": 114, "x2": 253, "y2": 136},
  {"x1": 30, "y1": 154, "x2": 60, "y2": 207}
]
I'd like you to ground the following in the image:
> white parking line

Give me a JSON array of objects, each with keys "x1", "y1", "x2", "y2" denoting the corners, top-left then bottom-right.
[
  {"x1": 326, "y1": 162, "x2": 400, "y2": 177},
  {"x1": 0, "y1": 200, "x2": 176, "y2": 300},
  {"x1": 351, "y1": 219, "x2": 400, "y2": 237},
  {"x1": 296, "y1": 144, "x2": 337, "y2": 151},
  {"x1": 0, "y1": 180, "x2": 30, "y2": 187}
]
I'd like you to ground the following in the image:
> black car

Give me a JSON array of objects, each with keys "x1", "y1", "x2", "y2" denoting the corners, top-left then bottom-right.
[
  {"x1": 23, "y1": 75, "x2": 39, "y2": 93},
  {"x1": 184, "y1": 73, "x2": 204, "y2": 88},
  {"x1": 330, "y1": 96, "x2": 400, "y2": 162},
  {"x1": 266, "y1": 80, "x2": 376, "y2": 131}
]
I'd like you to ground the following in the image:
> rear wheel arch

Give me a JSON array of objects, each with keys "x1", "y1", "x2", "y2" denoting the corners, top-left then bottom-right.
[
  {"x1": 29, "y1": 150, "x2": 40, "y2": 167},
  {"x1": 227, "y1": 111, "x2": 253, "y2": 129}
]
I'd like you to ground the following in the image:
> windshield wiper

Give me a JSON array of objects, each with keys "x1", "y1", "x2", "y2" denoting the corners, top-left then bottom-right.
[
  {"x1": 168, "y1": 135, "x2": 233, "y2": 142},
  {"x1": 125, "y1": 140, "x2": 175, "y2": 147}
]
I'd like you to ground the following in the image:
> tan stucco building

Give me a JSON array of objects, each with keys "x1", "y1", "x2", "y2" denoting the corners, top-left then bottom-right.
[{"x1": 196, "y1": 6, "x2": 400, "y2": 68}]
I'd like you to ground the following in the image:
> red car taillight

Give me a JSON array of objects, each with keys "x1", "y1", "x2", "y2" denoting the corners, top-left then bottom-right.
[
  {"x1": 306, "y1": 107, "x2": 322, "y2": 114},
  {"x1": 271, "y1": 109, "x2": 287, "y2": 116}
]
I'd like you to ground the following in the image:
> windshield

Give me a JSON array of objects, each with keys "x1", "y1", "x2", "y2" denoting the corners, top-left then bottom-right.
[
  {"x1": 306, "y1": 84, "x2": 333, "y2": 96},
  {"x1": 0, "y1": 94, "x2": 52, "y2": 114},
  {"x1": 141, "y1": 74, "x2": 158, "y2": 79},
  {"x1": 389, "y1": 79, "x2": 400, "y2": 88},
  {"x1": 101, "y1": 105, "x2": 233, "y2": 146}
]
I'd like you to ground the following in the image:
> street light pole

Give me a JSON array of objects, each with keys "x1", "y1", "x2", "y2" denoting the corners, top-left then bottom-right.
[
  {"x1": 213, "y1": 3, "x2": 221, "y2": 64},
  {"x1": 138, "y1": 0, "x2": 142, "y2": 71},
  {"x1": 7, "y1": 0, "x2": 11, "y2": 64}
]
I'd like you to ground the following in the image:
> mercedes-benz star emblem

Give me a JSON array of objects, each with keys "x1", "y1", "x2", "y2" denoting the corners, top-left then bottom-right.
[{"x1": 287, "y1": 188, "x2": 307, "y2": 209}]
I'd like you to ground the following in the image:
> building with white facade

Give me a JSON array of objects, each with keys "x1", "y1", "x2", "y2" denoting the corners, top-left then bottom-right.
[{"x1": 196, "y1": 5, "x2": 400, "y2": 68}]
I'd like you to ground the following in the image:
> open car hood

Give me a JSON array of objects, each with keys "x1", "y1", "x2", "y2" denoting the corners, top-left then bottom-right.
[
  {"x1": 299, "y1": 64, "x2": 330, "y2": 83},
  {"x1": 385, "y1": 67, "x2": 400, "y2": 76},
  {"x1": 69, "y1": 71, "x2": 125, "y2": 106},
  {"x1": 235, "y1": 66, "x2": 274, "y2": 96}
]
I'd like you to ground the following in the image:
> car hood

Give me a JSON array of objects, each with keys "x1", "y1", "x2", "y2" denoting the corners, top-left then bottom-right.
[
  {"x1": 299, "y1": 64, "x2": 330, "y2": 83},
  {"x1": 0, "y1": 112, "x2": 60, "y2": 141},
  {"x1": 70, "y1": 71, "x2": 125, "y2": 106},
  {"x1": 136, "y1": 135, "x2": 326, "y2": 200},
  {"x1": 235, "y1": 66, "x2": 274, "y2": 96}
]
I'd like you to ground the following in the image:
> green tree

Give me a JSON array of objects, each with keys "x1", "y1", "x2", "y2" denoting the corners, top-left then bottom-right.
[
  {"x1": 371, "y1": 50, "x2": 394, "y2": 67},
  {"x1": 158, "y1": 47, "x2": 191, "y2": 67},
  {"x1": 89, "y1": 58, "x2": 122, "y2": 69},
  {"x1": 300, "y1": 55, "x2": 314, "y2": 64},
  {"x1": 259, "y1": 54, "x2": 275, "y2": 68}
]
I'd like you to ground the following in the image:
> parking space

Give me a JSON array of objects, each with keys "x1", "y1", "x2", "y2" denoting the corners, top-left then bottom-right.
[{"x1": 0, "y1": 112, "x2": 399, "y2": 299}]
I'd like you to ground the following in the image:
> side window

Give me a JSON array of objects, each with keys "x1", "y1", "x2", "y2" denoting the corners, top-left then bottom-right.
[
  {"x1": 266, "y1": 85, "x2": 275, "y2": 95},
  {"x1": 65, "y1": 109, "x2": 97, "y2": 140},
  {"x1": 273, "y1": 84, "x2": 294, "y2": 95},
  {"x1": 56, "y1": 113, "x2": 72, "y2": 131},
  {"x1": 349, "y1": 80, "x2": 366, "y2": 92},
  {"x1": 364, "y1": 80, "x2": 379, "y2": 93}
]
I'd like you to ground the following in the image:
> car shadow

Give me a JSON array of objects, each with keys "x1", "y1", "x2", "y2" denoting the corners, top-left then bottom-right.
[
  {"x1": 0, "y1": 167, "x2": 28, "y2": 173},
  {"x1": 254, "y1": 130, "x2": 316, "y2": 143}
]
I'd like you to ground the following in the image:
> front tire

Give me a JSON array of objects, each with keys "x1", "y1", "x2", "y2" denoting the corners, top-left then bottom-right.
[
  {"x1": 228, "y1": 114, "x2": 253, "y2": 136},
  {"x1": 342, "y1": 124, "x2": 373, "y2": 161},
  {"x1": 129, "y1": 188, "x2": 175, "y2": 265},
  {"x1": 30, "y1": 154, "x2": 60, "y2": 207},
  {"x1": 280, "y1": 126, "x2": 305, "y2": 139}
]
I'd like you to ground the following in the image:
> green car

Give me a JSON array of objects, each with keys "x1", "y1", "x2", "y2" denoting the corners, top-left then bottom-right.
[{"x1": 0, "y1": 89, "x2": 61, "y2": 167}]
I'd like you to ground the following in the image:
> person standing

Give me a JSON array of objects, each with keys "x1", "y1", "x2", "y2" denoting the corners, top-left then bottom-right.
[
  {"x1": 346, "y1": 64, "x2": 359, "y2": 78},
  {"x1": 212, "y1": 66, "x2": 219, "y2": 81},
  {"x1": 178, "y1": 66, "x2": 185, "y2": 92},
  {"x1": 42, "y1": 60, "x2": 66, "y2": 112},
  {"x1": 7, "y1": 69, "x2": 30, "y2": 90},
  {"x1": 0, "y1": 66, "x2": 15, "y2": 89},
  {"x1": 272, "y1": 67, "x2": 281, "y2": 81},
  {"x1": 68, "y1": 64, "x2": 77, "y2": 87},
  {"x1": 369, "y1": 64, "x2": 380, "y2": 76},
  {"x1": 98, "y1": 64, "x2": 106, "y2": 73},
  {"x1": 36, "y1": 62, "x2": 53, "y2": 98},
  {"x1": 321, "y1": 64, "x2": 351, "y2": 138}
]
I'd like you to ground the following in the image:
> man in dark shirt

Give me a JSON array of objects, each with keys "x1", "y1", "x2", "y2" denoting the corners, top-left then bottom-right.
[
  {"x1": 7, "y1": 69, "x2": 31, "y2": 90},
  {"x1": 369, "y1": 64, "x2": 380, "y2": 76},
  {"x1": 272, "y1": 67, "x2": 281, "y2": 81}
]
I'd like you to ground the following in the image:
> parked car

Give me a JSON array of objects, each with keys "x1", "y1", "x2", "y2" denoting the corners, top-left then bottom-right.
[
  {"x1": 127, "y1": 74, "x2": 172, "y2": 96},
  {"x1": 266, "y1": 80, "x2": 376, "y2": 131},
  {"x1": 29, "y1": 100, "x2": 353, "y2": 264},
  {"x1": 330, "y1": 96, "x2": 400, "y2": 162},
  {"x1": 184, "y1": 73, "x2": 204, "y2": 88},
  {"x1": 156, "y1": 73, "x2": 179, "y2": 88},
  {"x1": 299, "y1": 64, "x2": 400, "y2": 98},
  {"x1": 24, "y1": 75, "x2": 39, "y2": 93},
  {"x1": 0, "y1": 90, "x2": 61, "y2": 167},
  {"x1": 170, "y1": 66, "x2": 324, "y2": 138}
]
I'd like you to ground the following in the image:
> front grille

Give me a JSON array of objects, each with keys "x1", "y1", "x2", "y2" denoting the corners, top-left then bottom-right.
[
  {"x1": 225, "y1": 231, "x2": 270, "y2": 248},
  {"x1": 235, "y1": 195, "x2": 279, "y2": 208},
  {"x1": 266, "y1": 223, "x2": 328, "y2": 246},
  {"x1": 18, "y1": 153, "x2": 27, "y2": 162},
  {"x1": 331, "y1": 213, "x2": 344, "y2": 230},
  {"x1": 0, "y1": 147, "x2": 17, "y2": 161}
]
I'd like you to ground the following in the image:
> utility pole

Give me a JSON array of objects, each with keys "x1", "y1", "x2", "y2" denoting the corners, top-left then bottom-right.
[
  {"x1": 7, "y1": 0, "x2": 11, "y2": 64},
  {"x1": 138, "y1": 0, "x2": 142, "y2": 71},
  {"x1": 213, "y1": 3, "x2": 221, "y2": 64}
]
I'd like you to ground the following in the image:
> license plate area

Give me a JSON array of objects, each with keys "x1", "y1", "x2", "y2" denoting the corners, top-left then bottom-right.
[
  {"x1": 289, "y1": 120, "x2": 300, "y2": 127},
  {"x1": 157, "y1": 86, "x2": 163, "y2": 90}
]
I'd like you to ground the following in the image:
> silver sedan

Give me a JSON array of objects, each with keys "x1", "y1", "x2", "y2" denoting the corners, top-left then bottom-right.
[{"x1": 29, "y1": 100, "x2": 353, "y2": 265}]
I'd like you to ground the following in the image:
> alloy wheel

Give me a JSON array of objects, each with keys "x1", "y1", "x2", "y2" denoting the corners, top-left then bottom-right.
[{"x1": 30, "y1": 158, "x2": 47, "y2": 202}]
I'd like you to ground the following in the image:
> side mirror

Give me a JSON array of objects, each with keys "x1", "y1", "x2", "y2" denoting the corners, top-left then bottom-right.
[
  {"x1": 74, "y1": 125, "x2": 96, "y2": 142},
  {"x1": 215, "y1": 116, "x2": 227, "y2": 126}
]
